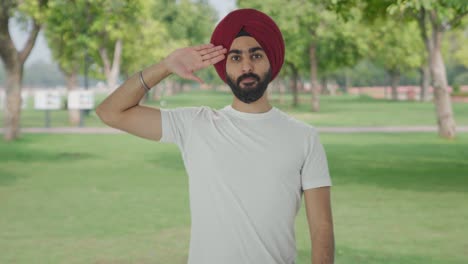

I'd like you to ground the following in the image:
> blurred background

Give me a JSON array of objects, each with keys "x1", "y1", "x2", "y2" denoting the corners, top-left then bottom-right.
[{"x1": 0, "y1": 0, "x2": 467, "y2": 263}]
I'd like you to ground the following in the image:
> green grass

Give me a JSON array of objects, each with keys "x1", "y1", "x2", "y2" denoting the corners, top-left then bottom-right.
[
  {"x1": 2, "y1": 89, "x2": 467, "y2": 127},
  {"x1": 1, "y1": 133, "x2": 467, "y2": 263}
]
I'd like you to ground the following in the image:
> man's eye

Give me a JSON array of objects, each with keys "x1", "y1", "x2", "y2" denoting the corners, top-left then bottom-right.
[
  {"x1": 252, "y1": 54, "x2": 262, "y2": 59},
  {"x1": 231, "y1": 55, "x2": 240, "y2": 61}
]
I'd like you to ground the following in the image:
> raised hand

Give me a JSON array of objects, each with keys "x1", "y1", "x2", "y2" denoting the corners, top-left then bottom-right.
[{"x1": 163, "y1": 43, "x2": 227, "y2": 83}]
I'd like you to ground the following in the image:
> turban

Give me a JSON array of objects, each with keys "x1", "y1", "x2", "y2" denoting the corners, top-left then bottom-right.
[{"x1": 210, "y1": 8, "x2": 285, "y2": 83}]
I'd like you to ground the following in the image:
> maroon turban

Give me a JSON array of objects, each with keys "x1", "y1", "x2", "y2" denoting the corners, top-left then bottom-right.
[{"x1": 210, "y1": 8, "x2": 285, "y2": 83}]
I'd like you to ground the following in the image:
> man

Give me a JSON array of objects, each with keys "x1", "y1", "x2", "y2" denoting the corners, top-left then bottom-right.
[{"x1": 96, "y1": 8, "x2": 334, "y2": 264}]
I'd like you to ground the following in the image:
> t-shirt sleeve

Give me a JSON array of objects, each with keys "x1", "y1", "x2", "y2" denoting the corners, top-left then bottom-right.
[
  {"x1": 300, "y1": 128, "x2": 332, "y2": 190},
  {"x1": 159, "y1": 106, "x2": 201, "y2": 149}
]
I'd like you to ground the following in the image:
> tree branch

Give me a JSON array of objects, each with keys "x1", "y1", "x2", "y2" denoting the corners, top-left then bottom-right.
[
  {"x1": 99, "y1": 47, "x2": 111, "y2": 77},
  {"x1": 18, "y1": 0, "x2": 48, "y2": 64},
  {"x1": 18, "y1": 20, "x2": 41, "y2": 64},
  {"x1": 448, "y1": 10, "x2": 468, "y2": 28},
  {"x1": 0, "y1": 1, "x2": 17, "y2": 66},
  {"x1": 111, "y1": 38, "x2": 122, "y2": 73},
  {"x1": 417, "y1": 8, "x2": 431, "y2": 51}
]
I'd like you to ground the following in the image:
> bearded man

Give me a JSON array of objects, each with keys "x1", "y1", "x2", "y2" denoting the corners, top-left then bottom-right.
[{"x1": 97, "y1": 8, "x2": 334, "y2": 264}]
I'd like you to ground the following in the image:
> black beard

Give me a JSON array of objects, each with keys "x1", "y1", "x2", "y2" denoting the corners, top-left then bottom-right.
[{"x1": 226, "y1": 68, "x2": 272, "y2": 104}]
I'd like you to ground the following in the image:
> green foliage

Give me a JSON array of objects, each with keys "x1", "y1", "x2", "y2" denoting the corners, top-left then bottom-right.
[
  {"x1": 316, "y1": 14, "x2": 369, "y2": 74},
  {"x1": 443, "y1": 24, "x2": 468, "y2": 68},
  {"x1": 44, "y1": 0, "x2": 145, "y2": 78},
  {"x1": 43, "y1": 0, "x2": 218, "y2": 83},
  {"x1": 152, "y1": 0, "x2": 217, "y2": 45},
  {"x1": 147, "y1": 0, "x2": 218, "y2": 83},
  {"x1": 453, "y1": 72, "x2": 468, "y2": 86},
  {"x1": 15, "y1": 0, "x2": 49, "y2": 24},
  {"x1": 44, "y1": 0, "x2": 90, "y2": 74},
  {"x1": 367, "y1": 19, "x2": 423, "y2": 72},
  {"x1": 238, "y1": 0, "x2": 367, "y2": 79}
]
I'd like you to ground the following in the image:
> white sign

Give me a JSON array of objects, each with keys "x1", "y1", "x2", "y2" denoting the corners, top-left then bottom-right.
[
  {"x1": 0, "y1": 90, "x2": 28, "y2": 110},
  {"x1": 34, "y1": 90, "x2": 62, "y2": 110},
  {"x1": 68, "y1": 90, "x2": 94, "y2": 110}
]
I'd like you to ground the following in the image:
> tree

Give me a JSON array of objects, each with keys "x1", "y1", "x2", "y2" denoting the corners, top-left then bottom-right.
[
  {"x1": 330, "y1": 0, "x2": 467, "y2": 138},
  {"x1": 238, "y1": 0, "x2": 309, "y2": 107},
  {"x1": 44, "y1": 0, "x2": 91, "y2": 126},
  {"x1": 0, "y1": 0, "x2": 48, "y2": 141},
  {"x1": 315, "y1": 11, "x2": 368, "y2": 95},
  {"x1": 151, "y1": 0, "x2": 219, "y2": 94},
  {"x1": 89, "y1": 0, "x2": 144, "y2": 90},
  {"x1": 367, "y1": 19, "x2": 423, "y2": 100},
  {"x1": 238, "y1": 0, "x2": 366, "y2": 111}
]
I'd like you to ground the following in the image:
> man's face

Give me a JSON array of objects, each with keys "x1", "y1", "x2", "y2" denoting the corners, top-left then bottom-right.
[{"x1": 225, "y1": 36, "x2": 272, "y2": 104}]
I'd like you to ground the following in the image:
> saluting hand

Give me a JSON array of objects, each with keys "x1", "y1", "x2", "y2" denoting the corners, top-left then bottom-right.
[{"x1": 163, "y1": 43, "x2": 227, "y2": 84}]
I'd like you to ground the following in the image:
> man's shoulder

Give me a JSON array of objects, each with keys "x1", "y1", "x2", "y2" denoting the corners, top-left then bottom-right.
[
  {"x1": 275, "y1": 108, "x2": 317, "y2": 134},
  {"x1": 164, "y1": 105, "x2": 214, "y2": 115}
]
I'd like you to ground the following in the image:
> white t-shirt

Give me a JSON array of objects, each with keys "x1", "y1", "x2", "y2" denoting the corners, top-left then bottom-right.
[{"x1": 159, "y1": 104, "x2": 332, "y2": 264}]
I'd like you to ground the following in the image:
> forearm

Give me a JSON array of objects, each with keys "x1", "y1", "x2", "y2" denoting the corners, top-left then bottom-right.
[
  {"x1": 96, "y1": 61, "x2": 171, "y2": 117},
  {"x1": 311, "y1": 226, "x2": 335, "y2": 264}
]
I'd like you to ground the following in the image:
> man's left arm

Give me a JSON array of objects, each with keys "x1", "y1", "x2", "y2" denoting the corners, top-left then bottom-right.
[{"x1": 304, "y1": 186, "x2": 334, "y2": 264}]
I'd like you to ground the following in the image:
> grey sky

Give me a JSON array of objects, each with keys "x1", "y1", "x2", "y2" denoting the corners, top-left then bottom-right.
[{"x1": 10, "y1": 0, "x2": 236, "y2": 66}]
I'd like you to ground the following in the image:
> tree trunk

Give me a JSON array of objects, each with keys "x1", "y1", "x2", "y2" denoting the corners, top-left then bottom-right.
[
  {"x1": 430, "y1": 33, "x2": 456, "y2": 138},
  {"x1": 309, "y1": 43, "x2": 320, "y2": 112},
  {"x1": 292, "y1": 68, "x2": 299, "y2": 108},
  {"x1": 4, "y1": 65, "x2": 23, "y2": 140},
  {"x1": 418, "y1": 9, "x2": 456, "y2": 138},
  {"x1": 389, "y1": 69, "x2": 400, "y2": 101},
  {"x1": 343, "y1": 69, "x2": 350, "y2": 94},
  {"x1": 419, "y1": 64, "x2": 430, "y2": 101},
  {"x1": 99, "y1": 39, "x2": 122, "y2": 90},
  {"x1": 321, "y1": 76, "x2": 328, "y2": 95},
  {"x1": 0, "y1": 5, "x2": 42, "y2": 141},
  {"x1": 279, "y1": 78, "x2": 285, "y2": 105},
  {"x1": 64, "y1": 69, "x2": 80, "y2": 126},
  {"x1": 287, "y1": 62, "x2": 299, "y2": 108},
  {"x1": 428, "y1": 11, "x2": 456, "y2": 139},
  {"x1": 417, "y1": 9, "x2": 432, "y2": 103}
]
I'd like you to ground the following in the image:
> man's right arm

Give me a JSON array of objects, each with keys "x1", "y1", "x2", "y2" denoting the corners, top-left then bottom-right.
[
  {"x1": 95, "y1": 62, "x2": 171, "y2": 141},
  {"x1": 95, "y1": 43, "x2": 227, "y2": 141}
]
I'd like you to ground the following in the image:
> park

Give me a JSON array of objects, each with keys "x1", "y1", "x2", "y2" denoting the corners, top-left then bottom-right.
[{"x1": 1, "y1": 0, "x2": 467, "y2": 264}]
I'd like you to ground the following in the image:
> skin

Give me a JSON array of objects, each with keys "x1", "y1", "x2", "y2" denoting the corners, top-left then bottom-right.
[
  {"x1": 96, "y1": 40, "x2": 334, "y2": 264},
  {"x1": 225, "y1": 36, "x2": 273, "y2": 111}
]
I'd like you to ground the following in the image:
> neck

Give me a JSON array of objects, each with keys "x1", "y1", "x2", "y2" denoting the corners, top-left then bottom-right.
[{"x1": 231, "y1": 93, "x2": 272, "y2": 113}]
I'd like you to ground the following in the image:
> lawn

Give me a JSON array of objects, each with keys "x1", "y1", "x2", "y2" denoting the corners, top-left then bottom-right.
[
  {"x1": 1, "y1": 133, "x2": 467, "y2": 263},
  {"x1": 2, "y1": 89, "x2": 467, "y2": 128}
]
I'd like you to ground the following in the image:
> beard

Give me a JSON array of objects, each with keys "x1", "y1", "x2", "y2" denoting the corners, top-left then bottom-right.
[{"x1": 226, "y1": 68, "x2": 272, "y2": 104}]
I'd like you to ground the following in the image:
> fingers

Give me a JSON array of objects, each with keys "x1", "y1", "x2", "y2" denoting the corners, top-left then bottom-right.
[
  {"x1": 193, "y1": 43, "x2": 214, "y2": 51},
  {"x1": 201, "y1": 47, "x2": 227, "y2": 61},
  {"x1": 202, "y1": 53, "x2": 226, "y2": 68},
  {"x1": 198, "y1": 45, "x2": 225, "y2": 56},
  {"x1": 185, "y1": 73, "x2": 204, "y2": 84}
]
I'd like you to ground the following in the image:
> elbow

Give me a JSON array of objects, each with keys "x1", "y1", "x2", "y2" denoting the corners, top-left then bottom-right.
[{"x1": 96, "y1": 105, "x2": 119, "y2": 126}]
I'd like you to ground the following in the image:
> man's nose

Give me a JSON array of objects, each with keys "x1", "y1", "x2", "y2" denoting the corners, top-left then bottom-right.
[{"x1": 241, "y1": 59, "x2": 253, "y2": 73}]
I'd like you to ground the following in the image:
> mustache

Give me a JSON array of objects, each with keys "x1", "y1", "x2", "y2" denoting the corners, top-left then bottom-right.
[{"x1": 237, "y1": 73, "x2": 260, "y2": 86}]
